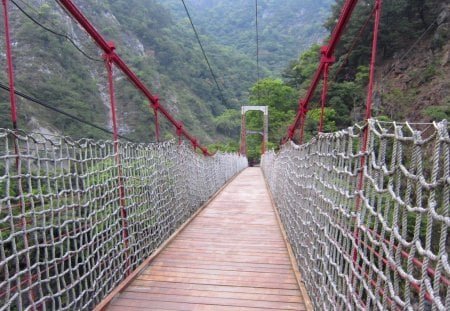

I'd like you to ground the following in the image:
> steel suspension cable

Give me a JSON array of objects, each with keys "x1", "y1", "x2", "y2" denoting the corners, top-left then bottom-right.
[
  {"x1": 332, "y1": 4, "x2": 377, "y2": 81},
  {"x1": 10, "y1": 0, "x2": 102, "y2": 62},
  {"x1": 0, "y1": 82, "x2": 136, "y2": 142},
  {"x1": 383, "y1": 18, "x2": 438, "y2": 78},
  {"x1": 180, "y1": 0, "x2": 227, "y2": 107}
]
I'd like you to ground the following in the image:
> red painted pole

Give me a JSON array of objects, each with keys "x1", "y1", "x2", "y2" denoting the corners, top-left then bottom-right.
[
  {"x1": 318, "y1": 63, "x2": 330, "y2": 133},
  {"x1": 2, "y1": 0, "x2": 17, "y2": 129},
  {"x1": 153, "y1": 107, "x2": 160, "y2": 142},
  {"x1": 284, "y1": 0, "x2": 359, "y2": 143},
  {"x1": 105, "y1": 52, "x2": 131, "y2": 275},
  {"x1": 3, "y1": 1, "x2": 36, "y2": 306},
  {"x1": 352, "y1": 0, "x2": 383, "y2": 288},
  {"x1": 365, "y1": 0, "x2": 382, "y2": 120},
  {"x1": 298, "y1": 101, "x2": 308, "y2": 145},
  {"x1": 176, "y1": 122, "x2": 183, "y2": 145},
  {"x1": 318, "y1": 46, "x2": 334, "y2": 133},
  {"x1": 105, "y1": 55, "x2": 119, "y2": 143}
]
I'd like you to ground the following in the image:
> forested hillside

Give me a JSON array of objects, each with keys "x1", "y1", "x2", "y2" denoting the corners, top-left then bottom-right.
[
  {"x1": 0, "y1": 0, "x2": 332, "y2": 143},
  {"x1": 0, "y1": 0, "x2": 252, "y2": 142},
  {"x1": 161, "y1": 0, "x2": 333, "y2": 74},
  {"x1": 321, "y1": 0, "x2": 450, "y2": 123},
  {"x1": 1, "y1": 0, "x2": 446, "y2": 156},
  {"x1": 236, "y1": 0, "x2": 450, "y2": 161}
]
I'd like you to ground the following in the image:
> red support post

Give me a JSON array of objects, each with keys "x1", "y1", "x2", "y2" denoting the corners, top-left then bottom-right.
[
  {"x1": 153, "y1": 108, "x2": 160, "y2": 142},
  {"x1": 104, "y1": 49, "x2": 119, "y2": 143},
  {"x1": 3, "y1": 1, "x2": 35, "y2": 305},
  {"x1": 352, "y1": 0, "x2": 383, "y2": 286},
  {"x1": 2, "y1": 0, "x2": 17, "y2": 129},
  {"x1": 283, "y1": 0, "x2": 359, "y2": 144},
  {"x1": 319, "y1": 46, "x2": 334, "y2": 133},
  {"x1": 176, "y1": 122, "x2": 183, "y2": 145},
  {"x1": 298, "y1": 100, "x2": 308, "y2": 145},
  {"x1": 285, "y1": 125, "x2": 295, "y2": 144},
  {"x1": 3, "y1": 13, "x2": 28, "y2": 292},
  {"x1": 283, "y1": 100, "x2": 303, "y2": 144},
  {"x1": 201, "y1": 146, "x2": 209, "y2": 156},
  {"x1": 104, "y1": 50, "x2": 131, "y2": 275},
  {"x1": 152, "y1": 98, "x2": 160, "y2": 142},
  {"x1": 365, "y1": 0, "x2": 382, "y2": 120}
]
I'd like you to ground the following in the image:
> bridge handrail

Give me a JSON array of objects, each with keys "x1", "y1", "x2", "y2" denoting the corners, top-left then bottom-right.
[
  {"x1": 0, "y1": 129, "x2": 247, "y2": 310},
  {"x1": 263, "y1": 119, "x2": 449, "y2": 310}
]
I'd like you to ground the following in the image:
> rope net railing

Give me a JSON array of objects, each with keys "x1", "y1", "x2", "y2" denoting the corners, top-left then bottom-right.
[
  {"x1": 0, "y1": 128, "x2": 247, "y2": 310},
  {"x1": 262, "y1": 119, "x2": 449, "y2": 310}
]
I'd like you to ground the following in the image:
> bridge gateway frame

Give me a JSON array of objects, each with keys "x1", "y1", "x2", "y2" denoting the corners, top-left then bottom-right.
[{"x1": 239, "y1": 105, "x2": 268, "y2": 155}]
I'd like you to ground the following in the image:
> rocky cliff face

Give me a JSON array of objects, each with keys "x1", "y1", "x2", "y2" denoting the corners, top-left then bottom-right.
[{"x1": 375, "y1": 3, "x2": 450, "y2": 122}]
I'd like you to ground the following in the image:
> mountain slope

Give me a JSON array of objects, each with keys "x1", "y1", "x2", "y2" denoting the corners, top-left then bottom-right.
[
  {"x1": 161, "y1": 0, "x2": 333, "y2": 74},
  {"x1": 0, "y1": 0, "x2": 332, "y2": 143},
  {"x1": 0, "y1": 0, "x2": 253, "y2": 142}
]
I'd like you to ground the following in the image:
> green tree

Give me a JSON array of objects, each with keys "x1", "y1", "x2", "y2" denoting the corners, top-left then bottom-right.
[
  {"x1": 283, "y1": 44, "x2": 321, "y2": 89},
  {"x1": 238, "y1": 78, "x2": 299, "y2": 159},
  {"x1": 214, "y1": 109, "x2": 241, "y2": 137},
  {"x1": 304, "y1": 107, "x2": 337, "y2": 141}
]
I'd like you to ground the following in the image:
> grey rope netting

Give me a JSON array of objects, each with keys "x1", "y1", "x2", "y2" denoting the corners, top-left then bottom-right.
[
  {"x1": 0, "y1": 129, "x2": 247, "y2": 310},
  {"x1": 262, "y1": 119, "x2": 449, "y2": 310}
]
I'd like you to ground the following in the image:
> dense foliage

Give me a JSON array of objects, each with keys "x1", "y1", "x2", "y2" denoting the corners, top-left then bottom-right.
[
  {"x1": 1, "y1": 0, "x2": 333, "y2": 143},
  {"x1": 1, "y1": 0, "x2": 446, "y2": 154},
  {"x1": 235, "y1": 0, "x2": 449, "y2": 160},
  {"x1": 321, "y1": 0, "x2": 449, "y2": 121},
  {"x1": 161, "y1": 0, "x2": 333, "y2": 74}
]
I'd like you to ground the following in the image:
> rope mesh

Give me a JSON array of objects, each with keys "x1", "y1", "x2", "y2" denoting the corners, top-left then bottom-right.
[
  {"x1": 262, "y1": 119, "x2": 449, "y2": 310},
  {"x1": 0, "y1": 128, "x2": 247, "y2": 310}
]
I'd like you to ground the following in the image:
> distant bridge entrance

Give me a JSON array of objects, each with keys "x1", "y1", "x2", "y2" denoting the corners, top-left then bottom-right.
[{"x1": 239, "y1": 105, "x2": 268, "y2": 155}]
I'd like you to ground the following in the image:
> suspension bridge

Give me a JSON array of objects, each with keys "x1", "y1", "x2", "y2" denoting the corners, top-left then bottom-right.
[{"x1": 1, "y1": 0, "x2": 449, "y2": 310}]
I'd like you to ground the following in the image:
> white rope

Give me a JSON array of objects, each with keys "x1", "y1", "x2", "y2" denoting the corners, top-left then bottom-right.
[
  {"x1": 262, "y1": 119, "x2": 449, "y2": 310},
  {"x1": 0, "y1": 129, "x2": 247, "y2": 310}
]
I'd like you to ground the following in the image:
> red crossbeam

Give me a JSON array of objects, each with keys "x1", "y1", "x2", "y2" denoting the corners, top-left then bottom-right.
[{"x1": 58, "y1": 0, "x2": 211, "y2": 156}]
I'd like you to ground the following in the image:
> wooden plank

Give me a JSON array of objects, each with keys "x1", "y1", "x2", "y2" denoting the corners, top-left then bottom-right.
[
  {"x1": 144, "y1": 266, "x2": 294, "y2": 277},
  {"x1": 150, "y1": 260, "x2": 295, "y2": 274},
  {"x1": 130, "y1": 280, "x2": 301, "y2": 296},
  {"x1": 101, "y1": 168, "x2": 308, "y2": 310},
  {"x1": 114, "y1": 292, "x2": 305, "y2": 310},
  {"x1": 136, "y1": 275, "x2": 299, "y2": 290},
  {"x1": 139, "y1": 268, "x2": 297, "y2": 282},
  {"x1": 107, "y1": 301, "x2": 302, "y2": 311},
  {"x1": 125, "y1": 285, "x2": 303, "y2": 303}
]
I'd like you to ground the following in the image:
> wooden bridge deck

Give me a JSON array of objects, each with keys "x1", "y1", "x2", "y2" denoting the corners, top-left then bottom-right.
[{"x1": 100, "y1": 167, "x2": 310, "y2": 311}]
